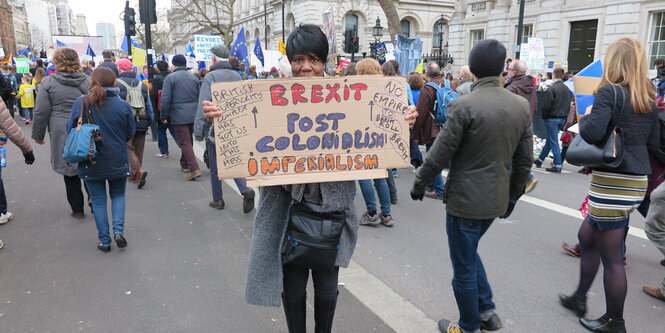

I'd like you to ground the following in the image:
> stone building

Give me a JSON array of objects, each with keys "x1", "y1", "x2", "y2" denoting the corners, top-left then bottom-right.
[
  {"x1": 447, "y1": 0, "x2": 665, "y2": 73},
  {"x1": 11, "y1": 1, "x2": 30, "y2": 51},
  {"x1": 169, "y1": 0, "x2": 455, "y2": 59},
  {"x1": 74, "y1": 13, "x2": 89, "y2": 36},
  {"x1": 17, "y1": 0, "x2": 52, "y2": 52},
  {"x1": 0, "y1": 0, "x2": 17, "y2": 56}
]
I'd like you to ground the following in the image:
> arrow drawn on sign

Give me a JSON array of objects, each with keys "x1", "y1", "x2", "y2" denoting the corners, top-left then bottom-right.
[
  {"x1": 252, "y1": 107, "x2": 259, "y2": 128},
  {"x1": 368, "y1": 101, "x2": 374, "y2": 121}
]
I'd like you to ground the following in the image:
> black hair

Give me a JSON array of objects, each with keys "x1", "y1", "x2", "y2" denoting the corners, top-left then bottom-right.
[
  {"x1": 36, "y1": 59, "x2": 43, "y2": 67},
  {"x1": 546, "y1": 72, "x2": 553, "y2": 80},
  {"x1": 156, "y1": 60, "x2": 168, "y2": 72},
  {"x1": 286, "y1": 24, "x2": 329, "y2": 65}
]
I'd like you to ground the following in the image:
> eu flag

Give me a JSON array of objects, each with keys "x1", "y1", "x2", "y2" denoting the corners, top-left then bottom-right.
[
  {"x1": 253, "y1": 36, "x2": 264, "y2": 67},
  {"x1": 86, "y1": 45, "x2": 96, "y2": 58},
  {"x1": 231, "y1": 27, "x2": 250, "y2": 73},
  {"x1": 56, "y1": 40, "x2": 67, "y2": 48},
  {"x1": 120, "y1": 36, "x2": 142, "y2": 53}
]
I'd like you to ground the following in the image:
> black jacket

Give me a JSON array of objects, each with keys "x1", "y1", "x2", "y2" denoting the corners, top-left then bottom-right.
[
  {"x1": 98, "y1": 59, "x2": 119, "y2": 77},
  {"x1": 541, "y1": 80, "x2": 573, "y2": 119},
  {"x1": 580, "y1": 84, "x2": 660, "y2": 175}
]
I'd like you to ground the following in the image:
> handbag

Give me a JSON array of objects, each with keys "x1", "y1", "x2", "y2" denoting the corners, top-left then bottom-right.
[
  {"x1": 565, "y1": 85, "x2": 625, "y2": 168},
  {"x1": 62, "y1": 97, "x2": 102, "y2": 164},
  {"x1": 281, "y1": 203, "x2": 345, "y2": 273}
]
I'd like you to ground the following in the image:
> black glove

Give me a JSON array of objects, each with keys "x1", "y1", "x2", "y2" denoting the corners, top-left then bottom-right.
[
  {"x1": 499, "y1": 202, "x2": 516, "y2": 219},
  {"x1": 23, "y1": 151, "x2": 35, "y2": 165},
  {"x1": 410, "y1": 186, "x2": 424, "y2": 201}
]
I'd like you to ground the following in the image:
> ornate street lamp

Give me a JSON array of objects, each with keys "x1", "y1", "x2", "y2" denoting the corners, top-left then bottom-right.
[
  {"x1": 437, "y1": 15, "x2": 446, "y2": 56},
  {"x1": 371, "y1": 17, "x2": 383, "y2": 59}
]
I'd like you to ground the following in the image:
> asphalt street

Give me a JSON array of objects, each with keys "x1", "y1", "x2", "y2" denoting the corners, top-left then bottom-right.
[{"x1": 0, "y1": 123, "x2": 663, "y2": 333}]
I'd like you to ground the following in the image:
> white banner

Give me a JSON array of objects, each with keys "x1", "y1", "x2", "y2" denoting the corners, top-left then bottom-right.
[
  {"x1": 194, "y1": 35, "x2": 223, "y2": 62},
  {"x1": 523, "y1": 37, "x2": 544, "y2": 70}
]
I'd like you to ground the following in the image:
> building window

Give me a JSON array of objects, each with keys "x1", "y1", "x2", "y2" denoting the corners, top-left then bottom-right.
[
  {"x1": 470, "y1": 29, "x2": 484, "y2": 48},
  {"x1": 345, "y1": 14, "x2": 358, "y2": 33},
  {"x1": 516, "y1": 24, "x2": 533, "y2": 45},
  {"x1": 433, "y1": 19, "x2": 447, "y2": 48},
  {"x1": 401, "y1": 19, "x2": 411, "y2": 38},
  {"x1": 471, "y1": 2, "x2": 487, "y2": 11},
  {"x1": 649, "y1": 11, "x2": 665, "y2": 64}
]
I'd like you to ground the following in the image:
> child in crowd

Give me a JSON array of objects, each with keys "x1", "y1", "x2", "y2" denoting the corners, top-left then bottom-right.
[{"x1": 16, "y1": 76, "x2": 34, "y2": 124}]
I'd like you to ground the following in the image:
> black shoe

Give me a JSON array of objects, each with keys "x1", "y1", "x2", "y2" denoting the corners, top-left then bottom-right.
[
  {"x1": 314, "y1": 292, "x2": 338, "y2": 333},
  {"x1": 533, "y1": 159, "x2": 542, "y2": 168},
  {"x1": 481, "y1": 313, "x2": 503, "y2": 331},
  {"x1": 579, "y1": 314, "x2": 626, "y2": 333},
  {"x1": 559, "y1": 293, "x2": 587, "y2": 317},
  {"x1": 282, "y1": 294, "x2": 306, "y2": 333},
  {"x1": 71, "y1": 211, "x2": 84, "y2": 219},
  {"x1": 546, "y1": 166, "x2": 562, "y2": 173},
  {"x1": 114, "y1": 234, "x2": 127, "y2": 248},
  {"x1": 661, "y1": 258, "x2": 665, "y2": 267},
  {"x1": 97, "y1": 243, "x2": 111, "y2": 253},
  {"x1": 242, "y1": 188, "x2": 255, "y2": 214}
]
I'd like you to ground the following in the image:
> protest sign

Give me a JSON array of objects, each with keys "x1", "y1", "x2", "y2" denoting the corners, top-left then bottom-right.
[
  {"x1": 131, "y1": 46, "x2": 146, "y2": 67},
  {"x1": 522, "y1": 38, "x2": 544, "y2": 70},
  {"x1": 194, "y1": 35, "x2": 223, "y2": 61},
  {"x1": 15, "y1": 58, "x2": 29, "y2": 73},
  {"x1": 322, "y1": 7, "x2": 337, "y2": 56},
  {"x1": 210, "y1": 76, "x2": 412, "y2": 186}
]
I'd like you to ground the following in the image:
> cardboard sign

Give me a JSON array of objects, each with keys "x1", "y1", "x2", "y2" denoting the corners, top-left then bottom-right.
[
  {"x1": 131, "y1": 46, "x2": 146, "y2": 67},
  {"x1": 194, "y1": 35, "x2": 223, "y2": 62},
  {"x1": 211, "y1": 76, "x2": 411, "y2": 186}
]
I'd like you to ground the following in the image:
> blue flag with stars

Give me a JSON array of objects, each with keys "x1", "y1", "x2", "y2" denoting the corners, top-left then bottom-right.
[
  {"x1": 253, "y1": 36, "x2": 264, "y2": 67},
  {"x1": 85, "y1": 44, "x2": 96, "y2": 58},
  {"x1": 231, "y1": 27, "x2": 250, "y2": 73}
]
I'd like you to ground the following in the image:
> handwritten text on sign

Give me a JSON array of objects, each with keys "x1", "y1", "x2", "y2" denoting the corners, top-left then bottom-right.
[
  {"x1": 211, "y1": 76, "x2": 411, "y2": 186},
  {"x1": 194, "y1": 35, "x2": 223, "y2": 62}
]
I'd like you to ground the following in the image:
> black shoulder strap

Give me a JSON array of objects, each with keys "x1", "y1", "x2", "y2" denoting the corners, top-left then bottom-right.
[{"x1": 609, "y1": 85, "x2": 626, "y2": 128}]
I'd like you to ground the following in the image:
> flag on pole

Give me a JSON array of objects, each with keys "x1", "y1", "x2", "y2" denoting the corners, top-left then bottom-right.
[
  {"x1": 230, "y1": 27, "x2": 250, "y2": 73},
  {"x1": 31, "y1": 54, "x2": 37, "y2": 62},
  {"x1": 186, "y1": 42, "x2": 194, "y2": 57},
  {"x1": 56, "y1": 40, "x2": 67, "y2": 48},
  {"x1": 161, "y1": 53, "x2": 167, "y2": 62},
  {"x1": 17, "y1": 47, "x2": 30, "y2": 57},
  {"x1": 120, "y1": 36, "x2": 142, "y2": 53},
  {"x1": 86, "y1": 44, "x2": 96, "y2": 58},
  {"x1": 278, "y1": 38, "x2": 287, "y2": 55},
  {"x1": 253, "y1": 36, "x2": 264, "y2": 66}
]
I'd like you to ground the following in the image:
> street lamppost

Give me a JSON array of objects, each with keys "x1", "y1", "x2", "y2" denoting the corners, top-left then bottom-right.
[
  {"x1": 370, "y1": 17, "x2": 383, "y2": 59},
  {"x1": 437, "y1": 16, "x2": 445, "y2": 57}
]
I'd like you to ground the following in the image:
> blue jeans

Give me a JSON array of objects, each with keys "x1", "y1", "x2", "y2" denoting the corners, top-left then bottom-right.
[
  {"x1": 21, "y1": 107, "x2": 33, "y2": 120},
  {"x1": 425, "y1": 142, "x2": 445, "y2": 194},
  {"x1": 538, "y1": 118, "x2": 566, "y2": 168},
  {"x1": 207, "y1": 141, "x2": 247, "y2": 200},
  {"x1": 157, "y1": 121, "x2": 178, "y2": 155},
  {"x1": 358, "y1": 178, "x2": 391, "y2": 216},
  {"x1": 446, "y1": 214, "x2": 496, "y2": 332},
  {"x1": 86, "y1": 179, "x2": 127, "y2": 246}
]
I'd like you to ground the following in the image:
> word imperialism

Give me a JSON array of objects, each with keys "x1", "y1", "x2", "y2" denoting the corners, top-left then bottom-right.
[{"x1": 247, "y1": 154, "x2": 380, "y2": 176}]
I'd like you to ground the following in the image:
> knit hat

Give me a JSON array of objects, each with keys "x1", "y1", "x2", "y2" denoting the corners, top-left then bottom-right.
[
  {"x1": 468, "y1": 39, "x2": 506, "y2": 79},
  {"x1": 210, "y1": 45, "x2": 229, "y2": 59},
  {"x1": 115, "y1": 58, "x2": 133, "y2": 72},
  {"x1": 172, "y1": 54, "x2": 187, "y2": 67}
]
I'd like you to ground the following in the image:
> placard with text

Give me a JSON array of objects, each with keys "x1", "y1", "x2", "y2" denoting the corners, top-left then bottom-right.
[{"x1": 210, "y1": 76, "x2": 411, "y2": 186}]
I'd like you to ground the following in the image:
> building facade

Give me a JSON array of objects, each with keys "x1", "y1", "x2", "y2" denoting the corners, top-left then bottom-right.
[
  {"x1": 18, "y1": 0, "x2": 52, "y2": 52},
  {"x1": 169, "y1": 0, "x2": 455, "y2": 58},
  {"x1": 11, "y1": 1, "x2": 30, "y2": 51},
  {"x1": 0, "y1": 0, "x2": 16, "y2": 56},
  {"x1": 74, "y1": 13, "x2": 88, "y2": 36},
  {"x1": 448, "y1": 0, "x2": 665, "y2": 73},
  {"x1": 96, "y1": 22, "x2": 116, "y2": 50}
]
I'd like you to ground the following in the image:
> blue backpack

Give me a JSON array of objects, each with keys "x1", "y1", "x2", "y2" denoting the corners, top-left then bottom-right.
[{"x1": 426, "y1": 80, "x2": 458, "y2": 124}]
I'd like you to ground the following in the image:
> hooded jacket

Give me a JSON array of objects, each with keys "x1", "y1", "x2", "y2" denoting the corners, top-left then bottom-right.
[
  {"x1": 32, "y1": 71, "x2": 90, "y2": 176},
  {"x1": 505, "y1": 74, "x2": 537, "y2": 116}
]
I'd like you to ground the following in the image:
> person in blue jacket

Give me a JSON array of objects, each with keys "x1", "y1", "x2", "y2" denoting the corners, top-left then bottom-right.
[{"x1": 67, "y1": 67, "x2": 136, "y2": 253}]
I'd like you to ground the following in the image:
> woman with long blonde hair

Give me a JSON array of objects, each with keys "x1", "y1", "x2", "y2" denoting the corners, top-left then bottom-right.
[{"x1": 559, "y1": 38, "x2": 659, "y2": 333}]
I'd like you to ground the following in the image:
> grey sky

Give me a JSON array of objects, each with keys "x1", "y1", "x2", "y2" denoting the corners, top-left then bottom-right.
[{"x1": 68, "y1": 0, "x2": 171, "y2": 37}]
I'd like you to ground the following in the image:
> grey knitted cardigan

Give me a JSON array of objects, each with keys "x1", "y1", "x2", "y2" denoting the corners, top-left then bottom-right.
[{"x1": 244, "y1": 181, "x2": 358, "y2": 306}]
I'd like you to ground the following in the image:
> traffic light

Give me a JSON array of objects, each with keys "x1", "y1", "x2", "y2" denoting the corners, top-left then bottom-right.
[
  {"x1": 344, "y1": 29, "x2": 359, "y2": 54},
  {"x1": 139, "y1": 0, "x2": 157, "y2": 24},
  {"x1": 125, "y1": 8, "x2": 136, "y2": 36}
]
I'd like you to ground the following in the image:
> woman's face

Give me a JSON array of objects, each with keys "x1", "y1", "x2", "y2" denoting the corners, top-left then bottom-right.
[{"x1": 290, "y1": 53, "x2": 324, "y2": 78}]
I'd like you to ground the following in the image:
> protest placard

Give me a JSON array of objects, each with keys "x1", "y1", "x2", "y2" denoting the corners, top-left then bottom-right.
[
  {"x1": 131, "y1": 46, "x2": 146, "y2": 67},
  {"x1": 194, "y1": 35, "x2": 223, "y2": 61},
  {"x1": 523, "y1": 38, "x2": 544, "y2": 70},
  {"x1": 15, "y1": 58, "x2": 29, "y2": 73},
  {"x1": 211, "y1": 76, "x2": 412, "y2": 186}
]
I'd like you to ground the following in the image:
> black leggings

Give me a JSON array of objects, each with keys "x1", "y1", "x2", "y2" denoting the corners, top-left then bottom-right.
[
  {"x1": 64, "y1": 175, "x2": 86, "y2": 213},
  {"x1": 282, "y1": 264, "x2": 339, "y2": 301},
  {"x1": 575, "y1": 218, "x2": 627, "y2": 320}
]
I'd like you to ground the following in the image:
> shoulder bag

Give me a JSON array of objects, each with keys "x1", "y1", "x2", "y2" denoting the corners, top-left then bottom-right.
[
  {"x1": 62, "y1": 97, "x2": 102, "y2": 164},
  {"x1": 281, "y1": 203, "x2": 345, "y2": 273},
  {"x1": 566, "y1": 85, "x2": 625, "y2": 168}
]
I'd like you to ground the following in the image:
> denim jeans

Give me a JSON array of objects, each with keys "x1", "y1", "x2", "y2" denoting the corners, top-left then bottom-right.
[
  {"x1": 207, "y1": 141, "x2": 247, "y2": 200},
  {"x1": 538, "y1": 118, "x2": 566, "y2": 168},
  {"x1": 86, "y1": 179, "x2": 127, "y2": 246},
  {"x1": 21, "y1": 107, "x2": 33, "y2": 120},
  {"x1": 446, "y1": 214, "x2": 496, "y2": 332},
  {"x1": 358, "y1": 178, "x2": 391, "y2": 216},
  {"x1": 425, "y1": 142, "x2": 445, "y2": 194},
  {"x1": 157, "y1": 121, "x2": 178, "y2": 155}
]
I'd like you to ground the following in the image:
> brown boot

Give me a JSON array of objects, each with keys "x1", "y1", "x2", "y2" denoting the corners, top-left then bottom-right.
[
  {"x1": 643, "y1": 285, "x2": 665, "y2": 302},
  {"x1": 561, "y1": 242, "x2": 581, "y2": 258},
  {"x1": 184, "y1": 169, "x2": 202, "y2": 181}
]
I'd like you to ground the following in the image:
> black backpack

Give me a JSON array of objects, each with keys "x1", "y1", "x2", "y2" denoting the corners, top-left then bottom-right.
[{"x1": 0, "y1": 75, "x2": 12, "y2": 95}]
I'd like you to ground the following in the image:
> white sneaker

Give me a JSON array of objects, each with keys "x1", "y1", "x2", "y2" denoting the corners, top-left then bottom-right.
[
  {"x1": 0, "y1": 212, "x2": 14, "y2": 224},
  {"x1": 0, "y1": 239, "x2": 4, "y2": 249}
]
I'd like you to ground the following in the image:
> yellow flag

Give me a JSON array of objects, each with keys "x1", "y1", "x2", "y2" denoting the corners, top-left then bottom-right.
[{"x1": 278, "y1": 38, "x2": 287, "y2": 55}]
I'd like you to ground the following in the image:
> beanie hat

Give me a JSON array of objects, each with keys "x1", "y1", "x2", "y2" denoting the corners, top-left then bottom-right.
[
  {"x1": 115, "y1": 58, "x2": 133, "y2": 72},
  {"x1": 172, "y1": 54, "x2": 187, "y2": 67},
  {"x1": 468, "y1": 39, "x2": 506, "y2": 79}
]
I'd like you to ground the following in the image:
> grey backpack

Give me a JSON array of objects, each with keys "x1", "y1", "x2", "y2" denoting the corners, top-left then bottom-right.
[{"x1": 116, "y1": 79, "x2": 146, "y2": 119}]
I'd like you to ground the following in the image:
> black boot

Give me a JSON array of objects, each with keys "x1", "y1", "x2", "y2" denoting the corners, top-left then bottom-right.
[
  {"x1": 559, "y1": 293, "x2": 587, "y2": 317},
  {"x1": 579, "y1": 314, "x2": 626, "y2": 333},
  {"x1": 282, "y1": 294, "x2": 306, "y2": 333},
  {"x1": 314, "y1": 292, "x2": 338, "y2": 333}
]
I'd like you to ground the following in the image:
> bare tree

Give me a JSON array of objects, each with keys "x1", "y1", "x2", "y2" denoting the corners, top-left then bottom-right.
[
  {"x1": 169, "y1": 0, "x2": 236, "y2": 49},
  {"x1": 134, "y1": 7, "x2": 171, "y2": 54},
  {"x1": 377, "y1": 0, "x2": 402, "y2": 42}
]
